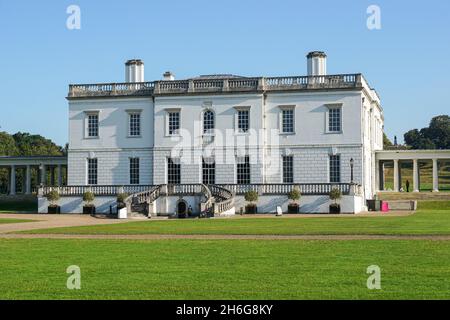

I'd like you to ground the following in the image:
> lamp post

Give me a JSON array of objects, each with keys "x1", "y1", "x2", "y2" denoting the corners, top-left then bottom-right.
[{"x1": 350, "y1": 158, "x2": 354, "y2": 184}]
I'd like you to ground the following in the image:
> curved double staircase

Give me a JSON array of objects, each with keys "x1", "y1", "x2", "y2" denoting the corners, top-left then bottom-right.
[{"x1": 124, "y1": 184, "x2": 235, "y2": 218}]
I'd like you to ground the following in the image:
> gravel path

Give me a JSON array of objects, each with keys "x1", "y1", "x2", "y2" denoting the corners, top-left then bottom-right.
[{"x1": 1, "y1": 212, "x2": 446, "y2": 241}]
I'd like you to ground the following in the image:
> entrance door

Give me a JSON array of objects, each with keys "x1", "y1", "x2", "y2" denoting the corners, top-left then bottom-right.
[{"x1": 177, "y1": 201, "x2": 187, "y2": 218}]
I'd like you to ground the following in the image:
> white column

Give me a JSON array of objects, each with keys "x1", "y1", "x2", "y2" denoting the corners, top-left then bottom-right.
[
  {"x1": 57, "y1": 165, "x2": 62, "y2": 186},
  {"x1": 40, "y1": 164, "x2": 46, "y2": 186},
  {"x1": 10, "y1": 165, "x2": 16, "y2": 195},
  {"x1": 25, "y1": 165, "x2": 31, "y2": 194},
  {"x1": 413, "y1": 159, "x2": 419, "y2": 192},
  {"x1": 375, "y1": 160, "x2": 380, "y2": 192},
  {"x1": 393, "y1": 159, "x2": 399, "y2": 192},
  {"x1": 432, "y1": 159, "x2": 439, "y2": 192}
]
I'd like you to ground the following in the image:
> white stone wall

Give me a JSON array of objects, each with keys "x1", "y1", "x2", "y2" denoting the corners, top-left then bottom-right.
[
  {"x1": 68, "y1": 150, "x2": 153, "y2": 185},
  {"x1": 38, "y1": 194, "x2": 363, "y2": 214},
  {"x1": 66, "y1": 84, "x2": 382, "y2": 199}
]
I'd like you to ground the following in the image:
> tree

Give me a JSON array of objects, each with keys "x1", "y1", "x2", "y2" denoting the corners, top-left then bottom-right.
[
  {"x1": 12, "y1": 132, "x2": 64, "y2": 156},
  {"x1": 0, "y1": 132, "x2": 19, "y2": 156},
  {"x1": 403, "y1": 115, "x2": 450, "y2": 150}
]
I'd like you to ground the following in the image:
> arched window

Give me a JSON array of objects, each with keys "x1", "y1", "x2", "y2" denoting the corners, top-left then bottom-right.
[{"x1": 203, "y1": 110, "x2": 215, "y2": 134}]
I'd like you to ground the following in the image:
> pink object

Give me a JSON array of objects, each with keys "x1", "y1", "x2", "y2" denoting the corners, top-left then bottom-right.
[{"x1": 381, "y1": 201, "x2": 390, "y2": 212}]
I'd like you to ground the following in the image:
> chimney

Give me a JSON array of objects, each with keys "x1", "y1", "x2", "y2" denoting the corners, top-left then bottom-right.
[
  {"x1": 125, "y1": 59, "x2": 144, "y2": 82},
  {"x1": 307, "y1": 51, "x2": 327, "y2": 76},
  {"x1": 163, "y1": 71, "x2": 175, "y2": 81}
]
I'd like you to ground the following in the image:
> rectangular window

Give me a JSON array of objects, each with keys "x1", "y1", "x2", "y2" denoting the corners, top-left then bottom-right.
[
  {"x1": 282, "y1": 156, "x2": 294, "y2": 183},
  {"x1": 328, "y1": 107, "x2": 342, "y2": 132},
  {"x1": 329, "y1": 155, "x2": 341, "y2": 183},
  {"x1": 129, "y1": 158, "x2": 140, "y2": 185},
  {"x1": 129, "y1": 113, "x2": 141, "y2": 136},
  {"x1": 281, "y1": 109, "x2": 294, "y2": 133},
  {"x1": 167, "y1": 158, "x2": 181, "y2": 184},
  {"x1": 202, "y1": 158, "x2": 215, "y2": 185},
  {"x1": 238, "y1": 110, "x2": 249, "y2": 133},
  {"x1": 87, "y1": 158, "x2": 98, "y2": 185},
  {"x1": 87, "y1": 114, "x2": 99, "y2": 137},
  {"x1": 237, "y1": 156, "x2": 250, "y2": 184},
  {"x1": 168, "y1": 111, "x2": 180, "y2": 135}
]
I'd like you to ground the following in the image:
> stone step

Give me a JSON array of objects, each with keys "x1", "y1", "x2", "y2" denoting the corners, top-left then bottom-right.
[
  {"x1": 384, "y1": 200, "x2": 417, "y2": 211},
  {"x1": 377, "y1": 192, "x2": 450, "y2": 201}
]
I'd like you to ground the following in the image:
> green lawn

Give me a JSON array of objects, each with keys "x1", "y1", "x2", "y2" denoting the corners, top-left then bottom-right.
[
  {"x1": 0, "y1": 218, "x2": 33, "y2": 224},
  {"x1": 0, "y1": 239, "x2": 448, "y2": 300},
  {"x1": 23, "y1": 201, "x2": 450, "y2": 236}
]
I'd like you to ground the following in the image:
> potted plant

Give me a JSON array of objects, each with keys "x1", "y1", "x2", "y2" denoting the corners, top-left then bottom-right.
[
  {"x1": 82, "y1": 191, "x2": 96, "y2": 215},
  {"x1": 287, "y1": 187, "x2": 301, "y2": 213},
  {"x1": 244, "y1": 190, "x2": 258, "y2": 214},
  {"x1": 329, "y1": 188, "x2": 342, "y2": 214},
  {"x1": 116, "y1": 193, "x2": 129, "y2": 210},
  {"x1": 46, "y1": 190, "x2": 61, "y2": 214}
]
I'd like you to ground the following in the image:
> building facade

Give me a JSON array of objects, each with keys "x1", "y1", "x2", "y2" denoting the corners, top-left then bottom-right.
[{"x1": 60, "y1": 52, "x2": 384, "y2": 214}]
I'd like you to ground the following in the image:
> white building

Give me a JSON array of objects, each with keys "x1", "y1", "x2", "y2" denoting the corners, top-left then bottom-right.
[{"x1": 40, "y1": 52, "x2": 386, "y2": 215}]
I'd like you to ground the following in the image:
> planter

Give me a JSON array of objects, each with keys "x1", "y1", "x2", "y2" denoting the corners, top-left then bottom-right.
[
  {"x1": 83, "y1": 206, "x2": 96, "y2": 215},
  {"x1": 245, "y1": 205, "x2": 258, "y2": 214},
  {"x1": 287, "y1": 204, "x2": 299, "y2": 214},
  {"x1": 117, "y1": 202, "x2": 126, "y2": 210},
  {"x1": 367, "y1": 200, "x2": 381, "y2": 212},
  {"x1": 48, "y1": 206, "x2": 60, "y2": 214},
  {"x1": 329, "y1": 204, "x2": 341, "y2": 214}
]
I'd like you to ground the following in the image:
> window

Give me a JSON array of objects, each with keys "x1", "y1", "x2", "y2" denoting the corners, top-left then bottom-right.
[
  {"x1": 328, "y1": 107, "x2": 342, "y2": 132},
  {"x1": 129, "y1": 158, "x2": 140, "y2": 185},
  {"x1": 281, "y1": 108, "x2": 294, "y2": 134},
  {"x1": 87, "y1": 113, "x2": 99, "y2": 137},
  {"x1": 237, "y1": 110, "x2": 249, "y2": 133},
  {"x1": 87, "y1": 158, "x2": 98, "y2": 185},
  {"x1": 329, "y1": 155, "x2": 341, "y2": 183},
  {"x1": 168, "y1": 111, "x2": 180, "y2": 135},
  {"x1": 237, "y1": 156, "x2": 250, "y2": 184},
  {"x1": 129, "y1": 113, "x2": 141, "y2": 136},
  {"x1": 282, "y1": 156, "x2": 294, "y2": 183},
  {"x1": 202, "y1": 158, "x2": 215, "y2": 185},
  {"x1": 203, "y1": 110, "x2": 215, "y2": 134},
  {"x1": 167, "y1": 158, "x2": 181, "y2": 184}
]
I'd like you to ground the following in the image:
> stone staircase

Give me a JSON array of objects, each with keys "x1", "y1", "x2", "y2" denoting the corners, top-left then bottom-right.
[
  {"x1": 377, "y1": 192, "x2": 450, "y2": 201},
  {"x1": 125, "y1": 184, "x2": 235, "y2": 218}
]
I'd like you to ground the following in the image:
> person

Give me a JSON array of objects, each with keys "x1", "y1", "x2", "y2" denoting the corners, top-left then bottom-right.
[
  {"x1": 188, "y1": 205, "x2": 193, "y2": 217},
  {"x1": 406, "y1": 180, "x2": 410, "y2": 193}
]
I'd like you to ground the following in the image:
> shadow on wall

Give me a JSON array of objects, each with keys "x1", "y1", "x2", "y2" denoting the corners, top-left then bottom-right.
[{"x1": 300, "y1": 196, "x2": 329, "y2": 213}]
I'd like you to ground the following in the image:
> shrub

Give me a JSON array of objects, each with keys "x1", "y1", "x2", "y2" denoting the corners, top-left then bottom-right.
[
  {"x1": 329, "y1": 188, "x2": 342, "y2": 205},
  {"x1": 83, "y1": 191, "x2": 95, "y2": 206},
  {"x1": 117, "y1": 193, "x2": 129, "y2": 203},
  {"x1": 244, "y1": 190, "x2": 258, "y2": 205},
  {"x1": 288, "y1": 187, "x2": 301, "y2": 203},
  {"x1": 46, "y1": 190, "x2": 60, "y2": 207}
]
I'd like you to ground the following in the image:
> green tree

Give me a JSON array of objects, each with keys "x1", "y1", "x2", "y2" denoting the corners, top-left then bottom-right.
[
  {"x1": 404, "y1": 115, "x2": 449, "y2": 150},
  {"x1": 0, "y1": 132, "x2": 19, "y2": 156},
  {"x1": 12, "y1": 132, "x2": 64, "y2": 156}
]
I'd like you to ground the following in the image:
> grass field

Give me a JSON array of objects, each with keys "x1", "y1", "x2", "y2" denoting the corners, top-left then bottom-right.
[
  {"x1": 0, "y1": 239, "x2": 449, "y2": 300},
  {"x1": 23, "y1": 201, "x2": 450, "y2": 236},
  {"x1": 0, "y1": 218, "x2": 33, "y2": 224}
]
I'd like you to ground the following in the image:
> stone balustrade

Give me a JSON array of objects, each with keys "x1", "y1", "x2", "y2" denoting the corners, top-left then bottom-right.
[{"x1": 68, "y1": 74, "x2": 364, "y2": 98}]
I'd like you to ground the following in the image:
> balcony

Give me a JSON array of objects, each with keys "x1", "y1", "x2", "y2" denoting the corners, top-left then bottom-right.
[{"x1": 68, "y1": 74, "x2": 364, "y2": 99}]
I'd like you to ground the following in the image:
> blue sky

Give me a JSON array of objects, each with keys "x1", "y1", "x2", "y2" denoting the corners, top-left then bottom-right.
[{"x1": 0, "y1": 0, "x2": 449, "y2": 146}]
